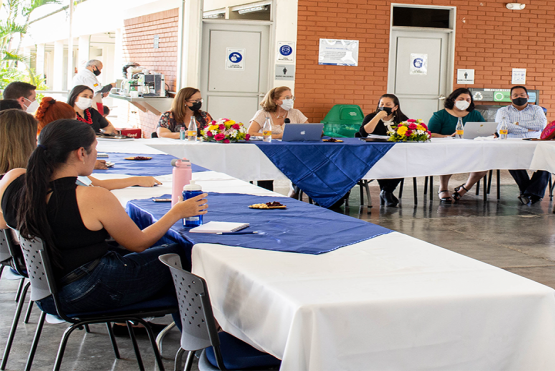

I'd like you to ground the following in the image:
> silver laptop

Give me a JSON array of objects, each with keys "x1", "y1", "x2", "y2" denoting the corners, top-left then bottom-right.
[
  {"x1": 282, "y1": 123, "x2": 324, "y2": 142},
  {"x1": 462, "y1": 122, "x2": 498, "y2": 139}
]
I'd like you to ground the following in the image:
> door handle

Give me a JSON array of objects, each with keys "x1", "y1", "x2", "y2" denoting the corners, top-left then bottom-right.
[{"x1": 438, "y1": 95, "x2": 446, "y2": 100}]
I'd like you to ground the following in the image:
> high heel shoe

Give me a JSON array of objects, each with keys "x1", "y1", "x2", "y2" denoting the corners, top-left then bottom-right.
[
  {"x1": 380, "y1": 190, "x2": 399, "y2": 207},
  {"x1": 452, "y1": 184, "x2": 469, "y2": 201},
  {"x1": 438, "y1": 190, "x2": 453, "y2": 202}
]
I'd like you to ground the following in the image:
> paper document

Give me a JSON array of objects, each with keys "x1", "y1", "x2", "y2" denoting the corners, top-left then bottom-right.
[{"x1": 189, "y1": 221, "x2": 249, "y2": 234}]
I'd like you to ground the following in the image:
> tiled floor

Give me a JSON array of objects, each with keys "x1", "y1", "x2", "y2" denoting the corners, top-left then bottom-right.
[{"x1": 2, "y1": 170, "x2": 554, "y2": 370}]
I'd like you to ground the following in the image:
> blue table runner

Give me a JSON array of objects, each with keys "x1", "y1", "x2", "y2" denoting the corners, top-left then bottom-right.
[
  {"x1": 93, "y1": 152, "x2": 208, "y2": 176},
  {"x1": 126, "y1": 192, "x2": 392, "y2": 255},
  {"x1": 253, "y1": 138, "x2": 395, "y2": 208}
]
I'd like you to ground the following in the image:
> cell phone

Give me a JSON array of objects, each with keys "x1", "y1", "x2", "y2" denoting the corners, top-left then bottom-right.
[{"x1": 152, "y1": 198, "x2": 171, "y2": 202}]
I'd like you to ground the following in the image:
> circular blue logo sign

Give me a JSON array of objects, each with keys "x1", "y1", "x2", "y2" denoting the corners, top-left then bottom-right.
[
  {"x1": 229, "y1": 52, "x2": 243, "y2": 63},
  {"x1": 280, "y1": 45, "x2": 293, "y2": 56},
  {"x1": 413, "y1": 58, "x2": 424, "y2": 69}
]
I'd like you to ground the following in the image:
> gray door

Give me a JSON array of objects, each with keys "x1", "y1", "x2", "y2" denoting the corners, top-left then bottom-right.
[
  {"x1": 201, "y1": 23, "x2": 269, "y2": 126},
  {"x1": 389, "y1": 30, "x2": 450, "y2": 123}
]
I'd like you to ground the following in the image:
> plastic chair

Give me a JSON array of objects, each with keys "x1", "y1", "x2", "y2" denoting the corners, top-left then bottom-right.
[
  {"x1": 159, "y1": 254, "x2": 281, "y2": 371},
  {"x1": 17, "y1": 235, "x2": 178, "y2": 371},
  {"x1": 322, "y1": 104, "x2": 364, "y2": 138}
]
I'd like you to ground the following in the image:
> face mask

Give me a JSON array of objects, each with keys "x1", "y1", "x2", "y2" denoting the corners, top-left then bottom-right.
[
  {"x1": 190, "y1": 101, "x2": 202, "y2": 111},
  {"x1": 280, "y1": 99, "x2": 294, "y2": 111},
  {"x1": 75, "y1": 97, "x2": 92, "y2": 110},
  {"x1": 93, "y1": 67, "x2": 101, "y2": 76},
  {"x1": 512, "y1": 97, "x2": 528, "y2": 106},
  {"x1": 454, "y1": 100, "x2": 470, "y2": 111},
  {"x1": 378, "y1": 106, "x2": 392, "y2": 115},
  {"x1": 25, "y1": 99, "x2": 39, "y2": 113}
]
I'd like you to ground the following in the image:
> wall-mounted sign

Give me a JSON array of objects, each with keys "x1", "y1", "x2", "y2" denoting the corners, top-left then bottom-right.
[
  {"x1": 226, "y1": 48, "x2": 245, "y2": 70},
  {"x1": 277, "y1": 42, "x2": 295, "y2": 63},
  {"x1": 470, "y1": 88, "x2": 539, "y2": 104},
  {"x1": 457, "y1": 69, "x2": 475, "y2": 84},
  {"x1": 410, "y1": 53, "x2": 428, "y2": 75},
  {"x1": 318, "y1": 39, "x2": 359, "y2": 67},
  {"x1": 154, "y1": 35, "x2": 159, "y2": 49},
  {"x1": 511, "y1": 68, "x2": 526, "y2": 84},
  {"x1": 275, "y1": 64, "x2": 295, "y2": 80}
]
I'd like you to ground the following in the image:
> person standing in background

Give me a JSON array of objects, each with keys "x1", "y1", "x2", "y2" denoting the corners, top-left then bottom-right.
[{"x1": 72, "y1": 60, "x2": 115, "y2": 111}]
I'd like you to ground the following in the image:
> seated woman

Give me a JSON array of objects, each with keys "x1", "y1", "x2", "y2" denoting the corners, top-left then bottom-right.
[
  {"x1": 355, "y1": 94, "x2": 408, "y2": 207},
  {"x1": 156, "y1": 87, "x2": 213, "y2": 139},
  {"x1": 428, "y1": 88, "x2": 488, "y2": 202},
  {"x1": 0, "y1": 119, "x2": 208, "y2": 316},
  {"x1": 248, "y1": 86, "x2": 308, "y2": 139},
  {"x1": 35, "y1": 98, "x2": 160, "y2": 189},
  {"x1": 67, "y1": 85, "x2": 116, "y2": 135}
]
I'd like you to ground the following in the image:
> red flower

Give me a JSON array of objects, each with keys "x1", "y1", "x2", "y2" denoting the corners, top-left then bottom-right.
[
  {"x1": 232, "y1": 124, "x2": 240, "y2": 130},
  {"x1": 207, "y1": 131, "x2": 213, "y2": 137},
  {"x1": 421, "y1": 123, "x2": 428, "y2": 129},
  {"x1": 218, "y1": 124, "x2": 225, "y2": 131},
  {"x1": 214, "y1": 133, "x2": 225, "y2": 141},
  {"x1": 407, "y1": 119, "x2": 416, "y2": 123},
  {"x1": 223, "y1": 139, "x2": 230, "y2": 143},
  {"x1": 408, "y1": 123, "x2": 417, "y2": 130},
  {"x1": 405, "y1": 130, "x2": 413, "y2": 136},
  {"x1": 245, "y1": 134, "x2": 250, "y2": 140}
]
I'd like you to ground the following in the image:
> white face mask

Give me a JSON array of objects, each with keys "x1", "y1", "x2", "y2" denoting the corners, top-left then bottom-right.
[
  {"x1": 454, "y1": 100, "x2": 470, "y2": 111},
  {"x1": 280, "y1": 99, "x2": 294, "y2": 111},
  {"x1": 75, "y1": 97, "x2": 92, "y2": 110},
  {"x1": 25, "y1": 99, "x2": 39, "y2": 113}
]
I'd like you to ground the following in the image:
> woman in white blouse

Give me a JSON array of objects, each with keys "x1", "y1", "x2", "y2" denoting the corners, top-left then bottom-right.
[{"x1": 248, "y1": 86, "x2": 308, "y2": 139}]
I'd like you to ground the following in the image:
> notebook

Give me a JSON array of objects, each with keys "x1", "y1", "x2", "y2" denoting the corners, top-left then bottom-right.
[
  {"x1": 189, "y1": 221, "x2": 249, "y2": 234},
  {"x1": 282, "y1": 123, "x2": 324, "y2": 142}
]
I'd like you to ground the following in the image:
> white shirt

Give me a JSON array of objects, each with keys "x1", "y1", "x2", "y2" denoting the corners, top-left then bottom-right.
[
  {"x1": 72, "y1": 68, "x2": 102, "y2": 93},
  {"x1": 495, "y1": 104, "x2": 547, "y2": 139}
]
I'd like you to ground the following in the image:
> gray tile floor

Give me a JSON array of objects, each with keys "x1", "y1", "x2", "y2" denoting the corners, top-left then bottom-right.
[{"x1": 2, "y1": 170, "x2": 554, "y2": 370}]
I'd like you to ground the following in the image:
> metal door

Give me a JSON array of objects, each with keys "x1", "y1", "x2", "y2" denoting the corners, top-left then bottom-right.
[
  {"x1": 389, "y1": 30, "x2": 450, "y2": 123},
  {"x1": 201, "y1": 22, "x2": 269, "y2": 126}
]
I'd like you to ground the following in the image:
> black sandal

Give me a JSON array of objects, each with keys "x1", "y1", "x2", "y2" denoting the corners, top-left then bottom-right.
[
  {"x1": 452, "y1": 184, "x2": 469, "y2": 201},
  {"x1": 438, "y1": 190, "x2": 453, "y2": 202}
]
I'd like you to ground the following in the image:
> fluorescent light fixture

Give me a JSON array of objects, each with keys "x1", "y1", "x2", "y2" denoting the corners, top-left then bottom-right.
[
  {"x1": 203, "y1": 10, "x2": 225, "y2": 18},
  {"x1": 506, "y1": 3, "x2": 525, "y2": 10},
  {"x1": 238, "y1": 5, "x2": 268, "y2": 14}
]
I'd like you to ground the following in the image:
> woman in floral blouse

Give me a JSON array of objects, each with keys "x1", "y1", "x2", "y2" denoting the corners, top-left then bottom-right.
[{"x1": 156, "y1": 87, "x2": 213, "y2": 139}]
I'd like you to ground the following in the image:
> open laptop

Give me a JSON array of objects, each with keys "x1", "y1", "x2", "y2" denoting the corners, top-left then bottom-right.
[
  {"x1": 462, "y1": 122, "x2": 498, "y2": 139},
  {"x1": 282, "y1": 123, "x2": 324, "y2": 142}
]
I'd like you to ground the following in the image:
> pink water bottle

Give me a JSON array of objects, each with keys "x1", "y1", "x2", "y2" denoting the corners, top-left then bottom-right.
[{"x1": 171, "y1": 158, "x2": 192, "y2": 206}]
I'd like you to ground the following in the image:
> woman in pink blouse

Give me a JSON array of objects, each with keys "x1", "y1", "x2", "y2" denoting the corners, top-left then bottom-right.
[{"x1": 248, "y1": 86, "x2": 308, "y2": 139}]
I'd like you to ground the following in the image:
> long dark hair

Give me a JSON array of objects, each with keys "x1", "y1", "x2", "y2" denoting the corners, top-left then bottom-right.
[
  {"x1": 444, "y1": 88, "x2": 475, "y2": 111},
  {"x1": 17, "y1": 119, "x2": 96, "y2": 267},
  {"x1": 67, "y1": 85, "x2": 94, "y2": 108},
  {"x1": 375, "y1": 94, "x2": 408, "y2": 124}
]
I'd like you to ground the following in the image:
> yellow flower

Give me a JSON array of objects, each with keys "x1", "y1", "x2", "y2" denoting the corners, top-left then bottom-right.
[
  {"x1": 208, "y1": 125, "x2": 218, "y2": 131},
  {"x1": 397, "y1": 126, "x2": 408, "y2": 135},
  {"x1": 226, "y1": 120, "x2": 235, "y2": 125},
  {"x1": 416, "y1": 125, "x2": 424, "y2": 131}
]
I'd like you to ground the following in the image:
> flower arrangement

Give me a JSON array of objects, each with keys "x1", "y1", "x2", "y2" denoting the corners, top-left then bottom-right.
[
  {"x1": 201, "y1": 118, "x2": 250, "y2": 143},
  {"x1": 388, "y1": 119, "x2": 431, "y2": 142}
]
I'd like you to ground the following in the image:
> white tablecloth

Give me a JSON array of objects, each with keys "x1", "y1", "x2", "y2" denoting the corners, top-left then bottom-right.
[
  {"x1": 529, "y1": 141, "x2": 555, "y2": 173},
  {"x1": 142, "y1": 138, "x2": 541, "y2": 181}
]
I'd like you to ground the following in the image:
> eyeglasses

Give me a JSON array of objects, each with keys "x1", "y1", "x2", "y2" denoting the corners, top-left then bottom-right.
[
  {"x1": 281, "y1": 96, "x2": 295, "y2": 101},
  {"x1": 188, "y1": 98, "x2": 203, "y2": 104}
]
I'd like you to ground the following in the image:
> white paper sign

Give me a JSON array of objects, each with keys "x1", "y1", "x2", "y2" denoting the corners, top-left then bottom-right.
[
  {"x1": 277, "y1": 42, "x2": 295, "y2": 63},
  {"x1": 318, "y1": 39, "x2": 359, "y2": 67},
  {"x1": 512, "y1": 68, "x2": 526, "y2": 84},
  {"x1": 410, "y1": 54, "x2": 428, "y2": 75},
  {"x1": 457, "y1": 69, "x2": 475, "y2": 84},
  {"x1": 275, "y1": 64, "x2": 295, "y2": 80},
  {"x1": 226, "y1": 48, "x2": 245, "y2": 70}
]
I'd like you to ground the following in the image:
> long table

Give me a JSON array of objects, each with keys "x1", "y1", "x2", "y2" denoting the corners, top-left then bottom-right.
[{"x1": 97, "y1": 139, "x2": 555, "y2": 371}]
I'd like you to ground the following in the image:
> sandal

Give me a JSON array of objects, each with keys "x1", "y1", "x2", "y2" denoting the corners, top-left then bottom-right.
[
  {"x1": 438, "y1": 190, "x2": 453, "y2": 202},
  {"x1": 452, "y1": 184, "x2": 469, "y2": 201}
]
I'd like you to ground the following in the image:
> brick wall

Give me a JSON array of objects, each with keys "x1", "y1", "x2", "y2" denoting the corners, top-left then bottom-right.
[
  {"x1": 121, "y1": 8, "x2": 179, "y2": 137},
  {"x1": 295, "y1": 0, "x2": 555, "y2": 122}
]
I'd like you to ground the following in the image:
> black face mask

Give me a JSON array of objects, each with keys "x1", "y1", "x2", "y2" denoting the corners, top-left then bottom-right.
[
  {"x1": 93, "y1": 67, "x2": 101, "y2": 76},
  {"x1": 378, "y1": 106, "x2": 393, "y2": 115},
  {"x1": 190, "y1": 101, "x2": 202, "y2": 111},
  {"x1": 512, "y1": 97, "x2": 527, "y2": 106}
]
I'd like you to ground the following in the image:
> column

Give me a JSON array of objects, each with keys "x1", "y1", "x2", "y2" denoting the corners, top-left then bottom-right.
[
  {"x1": 36, "y1": 43, "x2": 45, "y2": 78},
  {"x1": 180, "y1": 0, "x2": 202, "y2": 89},
  {"x1": 53, "y1": 40, "x2": 64, "y2": 91},
  {"x1": 114, "y1": 28, "x2": 123, "y2": 80},
  {"x1": 78, "y1": 35, "x2": 90, "y2": 71}
]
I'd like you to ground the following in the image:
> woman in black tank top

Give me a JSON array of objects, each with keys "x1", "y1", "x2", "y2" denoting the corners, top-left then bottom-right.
[{"x1": 0, "y1": 119, "x2": 208, "y2": 316}]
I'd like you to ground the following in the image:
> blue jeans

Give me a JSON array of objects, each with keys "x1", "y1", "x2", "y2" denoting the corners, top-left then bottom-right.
[{"x1": 37, "y1": 243, "x2": 189, "y2": 316}]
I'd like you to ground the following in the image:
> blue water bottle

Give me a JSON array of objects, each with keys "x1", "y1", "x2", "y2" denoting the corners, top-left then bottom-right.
[{"x1": 182, "y1": 180, "x2": 203, "y2": 227}]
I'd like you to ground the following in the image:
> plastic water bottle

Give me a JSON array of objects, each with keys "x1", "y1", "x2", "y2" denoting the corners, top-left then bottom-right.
[
  {"x1": 499, "y1": 118, "x2": 508, "y2": 140},
  {"x1": 179, "y1": 126, "x2": 186, "y2": 140},
  {"x1": 183, "y1": 180, "x2": 203, "y2": 227},
  {"x1": 187, "y1": 117, "x2": 197, "y2": 142},
  {"x1": 263, "y1": 117, "x2": 272, "y2": 143},
  {"x1": 455, "y1": 117, "x2": 464, "y2": 139},
  {"x1": 171, "y1": 158, "x2": 192, "y2": 206}
]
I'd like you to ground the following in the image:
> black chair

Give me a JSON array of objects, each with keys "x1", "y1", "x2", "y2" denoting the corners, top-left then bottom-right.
[
  {"x1": 17, "y1": 235, "x2": 178, "y2": 371},
  {"x1": 159, "y1": 253, "x2": 281, "y2": 371}
]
